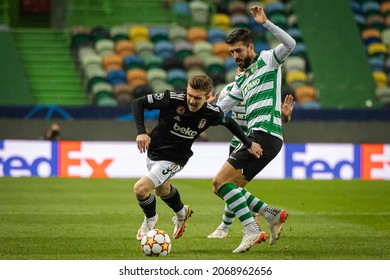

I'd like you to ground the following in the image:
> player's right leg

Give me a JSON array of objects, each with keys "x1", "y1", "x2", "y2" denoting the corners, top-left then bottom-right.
[{"x1": 134, "y1": 176, "x2": 159, "y2": 240}]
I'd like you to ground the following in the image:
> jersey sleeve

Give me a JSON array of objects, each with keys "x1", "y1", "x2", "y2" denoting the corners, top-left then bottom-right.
[
  {"x1": 263, "y1": 19, "x2": 296, "y2": 64},
  {"x1": 216, "y1": 82, "x2": 241, "y2": 113},
  {"x1": 131, "y1": 91, "x2": 171, "y2": 135}
]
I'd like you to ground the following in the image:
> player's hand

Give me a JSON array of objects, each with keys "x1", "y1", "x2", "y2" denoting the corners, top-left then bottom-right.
[
  {"x1": 250, "y1": 5, "x2": 267, "y2": 25},
  {"x1": 248, "y1": 142, "x2": 263, "y2": 158},
  {"x1": 281, "y1": 94, "x2": 294, "y2": 123},
  {"x1": 207, "y1": 90, "x2": 219, "y2": 104},
  {"x1": 136, "y1": 133, "x2": 151, "y2": 153}
]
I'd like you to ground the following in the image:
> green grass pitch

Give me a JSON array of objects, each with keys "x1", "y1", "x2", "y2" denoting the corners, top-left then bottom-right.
[{"x1": 0, "y1": 177, "x2": 389, "y2": 260}]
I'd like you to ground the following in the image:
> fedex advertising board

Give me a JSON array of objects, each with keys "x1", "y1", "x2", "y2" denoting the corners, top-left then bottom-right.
[{"x1": 0, "y1": 140, "x2": 389, "y2": 180}]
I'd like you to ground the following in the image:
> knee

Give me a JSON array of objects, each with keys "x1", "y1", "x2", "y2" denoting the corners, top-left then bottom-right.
[
  {"x1": 212, "y1": 177, "x2": 222, "y2": 195},
  {"x1": 133, "y1": 181, "x2": 150, "y2": 199}
]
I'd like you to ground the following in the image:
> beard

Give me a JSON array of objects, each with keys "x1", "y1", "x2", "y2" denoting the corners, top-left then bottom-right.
[{"x1": 236, "y1": 55, "x2": 253, "y2": 69}]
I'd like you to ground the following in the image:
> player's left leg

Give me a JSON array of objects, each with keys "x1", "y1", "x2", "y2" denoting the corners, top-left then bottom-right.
[
  {"x1": 216, "y1": 180, "x2": 267, "y2": 253},
  {"x1": 157, "y1": 183, "x2": 193, "y2": 239}
]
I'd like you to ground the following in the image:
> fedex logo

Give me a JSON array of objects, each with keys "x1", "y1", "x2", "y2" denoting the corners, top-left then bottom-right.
[
  {"x1": 285, "y1": 144, "x2": 361, "y2": 179},
  {"x1": 361, "y1": 144, "x2": 390, "y2": 180},
  {"x1": 59, "y1": 142, "x2": 113, "y2": 178},
  {"x1": 0, "y1": 140, "x2": 114, "y2": 178},
  {"x1": 0, "y1": 140, "x2": 58, "y2": 177}
]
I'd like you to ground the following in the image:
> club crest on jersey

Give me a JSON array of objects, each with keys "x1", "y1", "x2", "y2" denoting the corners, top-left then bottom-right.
[
  {"x1": 153, "y1": 92, "x2": 165, "y2": 100},
  {"x1": 198, "y1": 118, "x2": 207, "y2": 129},
  {"x1": 176, "y1": 106, "x2": 185, "y2": 115}
]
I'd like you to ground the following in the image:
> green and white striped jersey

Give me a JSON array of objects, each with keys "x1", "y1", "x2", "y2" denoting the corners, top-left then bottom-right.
[{"x1": 218, "y1": 82, "x2": 247, "y2": 148}]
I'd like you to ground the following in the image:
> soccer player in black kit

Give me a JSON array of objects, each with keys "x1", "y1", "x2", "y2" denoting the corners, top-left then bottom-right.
[{"x1": 131, "y1": 75, "x2": 262, "y2": 241}]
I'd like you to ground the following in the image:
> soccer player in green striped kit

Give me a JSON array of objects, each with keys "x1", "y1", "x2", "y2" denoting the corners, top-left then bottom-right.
[{"x1": 210, "y1": 4, "x2": 296, "y2": 253}]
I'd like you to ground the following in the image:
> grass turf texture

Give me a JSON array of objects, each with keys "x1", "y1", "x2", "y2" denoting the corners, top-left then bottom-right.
[{"x1": 0, "y1": 177, "x2": 389, "y2": 260}]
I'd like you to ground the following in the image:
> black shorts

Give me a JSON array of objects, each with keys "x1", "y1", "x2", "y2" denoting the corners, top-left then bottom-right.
[{"x1": 227, "y1": 130, "x2": 283, "y2": 182}]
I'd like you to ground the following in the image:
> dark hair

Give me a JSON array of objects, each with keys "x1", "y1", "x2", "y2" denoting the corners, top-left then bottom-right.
[
  {"x1": 226, "y1": 29, "x2": 254, "y2": 46},
  {"x1": 188, "y1": 75, "x2": 214, "y2": 95}
]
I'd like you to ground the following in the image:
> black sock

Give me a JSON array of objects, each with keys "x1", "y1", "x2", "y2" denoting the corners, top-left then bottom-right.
[
  {"x1": 160, "y1": 185, "x2": 184, "y2": 213},
  {"x1": 138, "y1": 193, "x2": 156, "y2": 218}
]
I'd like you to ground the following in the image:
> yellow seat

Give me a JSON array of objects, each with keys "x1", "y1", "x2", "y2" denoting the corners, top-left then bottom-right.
[
  {"x1": 373, "y1": 71, "x2": 388, "y2": 87},
  {"x1": 285, "y1": 70, "x2": 308, "y2": 86},
  {"x1": 129, "y1": 25, "x2": 149, "y2": 42}
]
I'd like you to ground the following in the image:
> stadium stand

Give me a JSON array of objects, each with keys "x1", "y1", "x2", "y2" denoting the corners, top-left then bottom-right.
[{"x1": 0, "y1": 0, "x2": 386, "y2": 110}]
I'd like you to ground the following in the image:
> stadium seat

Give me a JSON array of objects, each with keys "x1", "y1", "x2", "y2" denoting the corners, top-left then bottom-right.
[
  {"x1": 162, "y1": 56, "x2": 184, "y2": 71},
  {"x1": 230, "y1": 14, "x2": 250, "y2": 28},
  {"x1": 287, "y1": 28, "x2": 303, "y2": 43},
  {"x1": 362, "y1": 1, "x2": 380, "y2": 17},
  {"x1": 366, "y1": 14, "x2": 385, "y2": 31},
  {"x1": 368, "y1": 56, "x2": 385, "y2": 71},
  {"x1": 85, "y1": 66, "x2": 107, "y2": 91},
  {"x1": 212, "y1": 41, "x2": 230, "y2": 60},
  {"x1": 184, "y1": 55, "x2": 204, "y2": 71},
  {"x1": 167, "y1": 68, "x2": 187, "y2": 90},
  {"x1": 92, "y1": 81, "x2": 117, "y2": 107},
  {"x1": 225, "y1": 69, "x2": 236, "y2": 83},
  {"x1": 149, "y1": 26, "x2": 169, "y2": 43},
  {"x1": 91, "y1": 27, "x2": 110, "y2": 43},
  {"x1": 286, "y1": 70, "x2": 309, "y2": 88},
  {"x1": 107, "y1": 69, "x2": 126, "y2": 86},
  {"x1": 212, "y1": 13, "x2": 231, "y2": 30},
  {"x1": 187, "y1": 68, "x2": 207, "y2": 79},
  {"x1": 207, "y1": 28, "x2": 227, "y2": 44},
  {"x1": 109, "y1": 25, "x2": 129, "y2": 42},
  {"x1": 168, "y1": 25, "x2": 188, "y2": 43},
  {"x1": 228, "y1": 1, "x2": 247, "y2": 15},
  {"x1": 135, "y1": 40, "x2": 155, "y2": 58},
  {"x1": 147, "y1": 68, "x2": 168, "y2": 84},
  {"x1": 143, "y1": 54, "x2": 163, "y2": 70},
  {"x1": 189, "y1": 0, "x2": 210, "y2": 24},
  {"x1": 95, "y1": 39, "x2": 115, "y2": 56},
  {"x1": 367, "y1": 42, "x2": 387, "y2": 58},
  {"x1": 224, "y1": 56, "x2": 237, "y2": 72},
  {"x1": 193, "y1": 41, "x2": 213, "y2": 57},
  {"x1": 174, "y1": 40, "x2": 193, "y2": 59},
  {"x1": 81, "y1": 53, "x2": 102, "y2": 71},
  {"x1": 154, "y1": 40, "x2": 175, "y2": 60},
  {"x1": 123, "y1": 55, "x2": 144, "y2": 70},
  {"x1": 150, "y1": 80, "x2": 174, "y2": 93},
  {"x1": 71, "y1": 26, "x2": 91, "y2": 50},
  {"x1": 361, "y1": 28, "x2": 382, "y2": 45},
  {"x1": 126, "y1": 68, "x2": 147, "y2": 85},
  {"x1": 294, "y1": 85, "x2": 317, "y2": 105},
  {"x1": 375, "y1": 86, "x2": 390, "y2": 106},
  {"x1": 129, "y1": 25, "x2": 149, "y2": 42},
  {"x1": 187, "y1": 26, "x2": 208, "y2": 43},
  {"x1": 381, "y1": 1, "x2": 390, "y2": 17},
  {"x1": 373, "y1": 70, "x2": 388, "y2": 87},
  {"x1": 102, "y1": 54, "x2": 123, "y2": 71},
  {"x1": 284, "y1": 56, "x2": 306, "y2": 72},
  {"x1": 113, "y1": 83, "x2": 135, "y2": 106},
  {"x1": 115, "y1": 40, "x2": 136, "y2": 57}
]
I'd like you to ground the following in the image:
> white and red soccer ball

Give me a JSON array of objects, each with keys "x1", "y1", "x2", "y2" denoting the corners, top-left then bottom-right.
[{"x1": 140, "y1": 229, "x2": 171, "y2": 257}]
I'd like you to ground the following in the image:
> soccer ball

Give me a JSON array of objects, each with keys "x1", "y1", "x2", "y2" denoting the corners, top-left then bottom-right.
[{"x1": 140, "y1": 229, "x2": 172, "y2": 257}]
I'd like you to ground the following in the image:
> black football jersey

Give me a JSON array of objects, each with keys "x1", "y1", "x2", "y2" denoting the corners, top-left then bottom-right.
[{"x1": 133, "y1": 90, "x2": 227, "y2": 166}]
